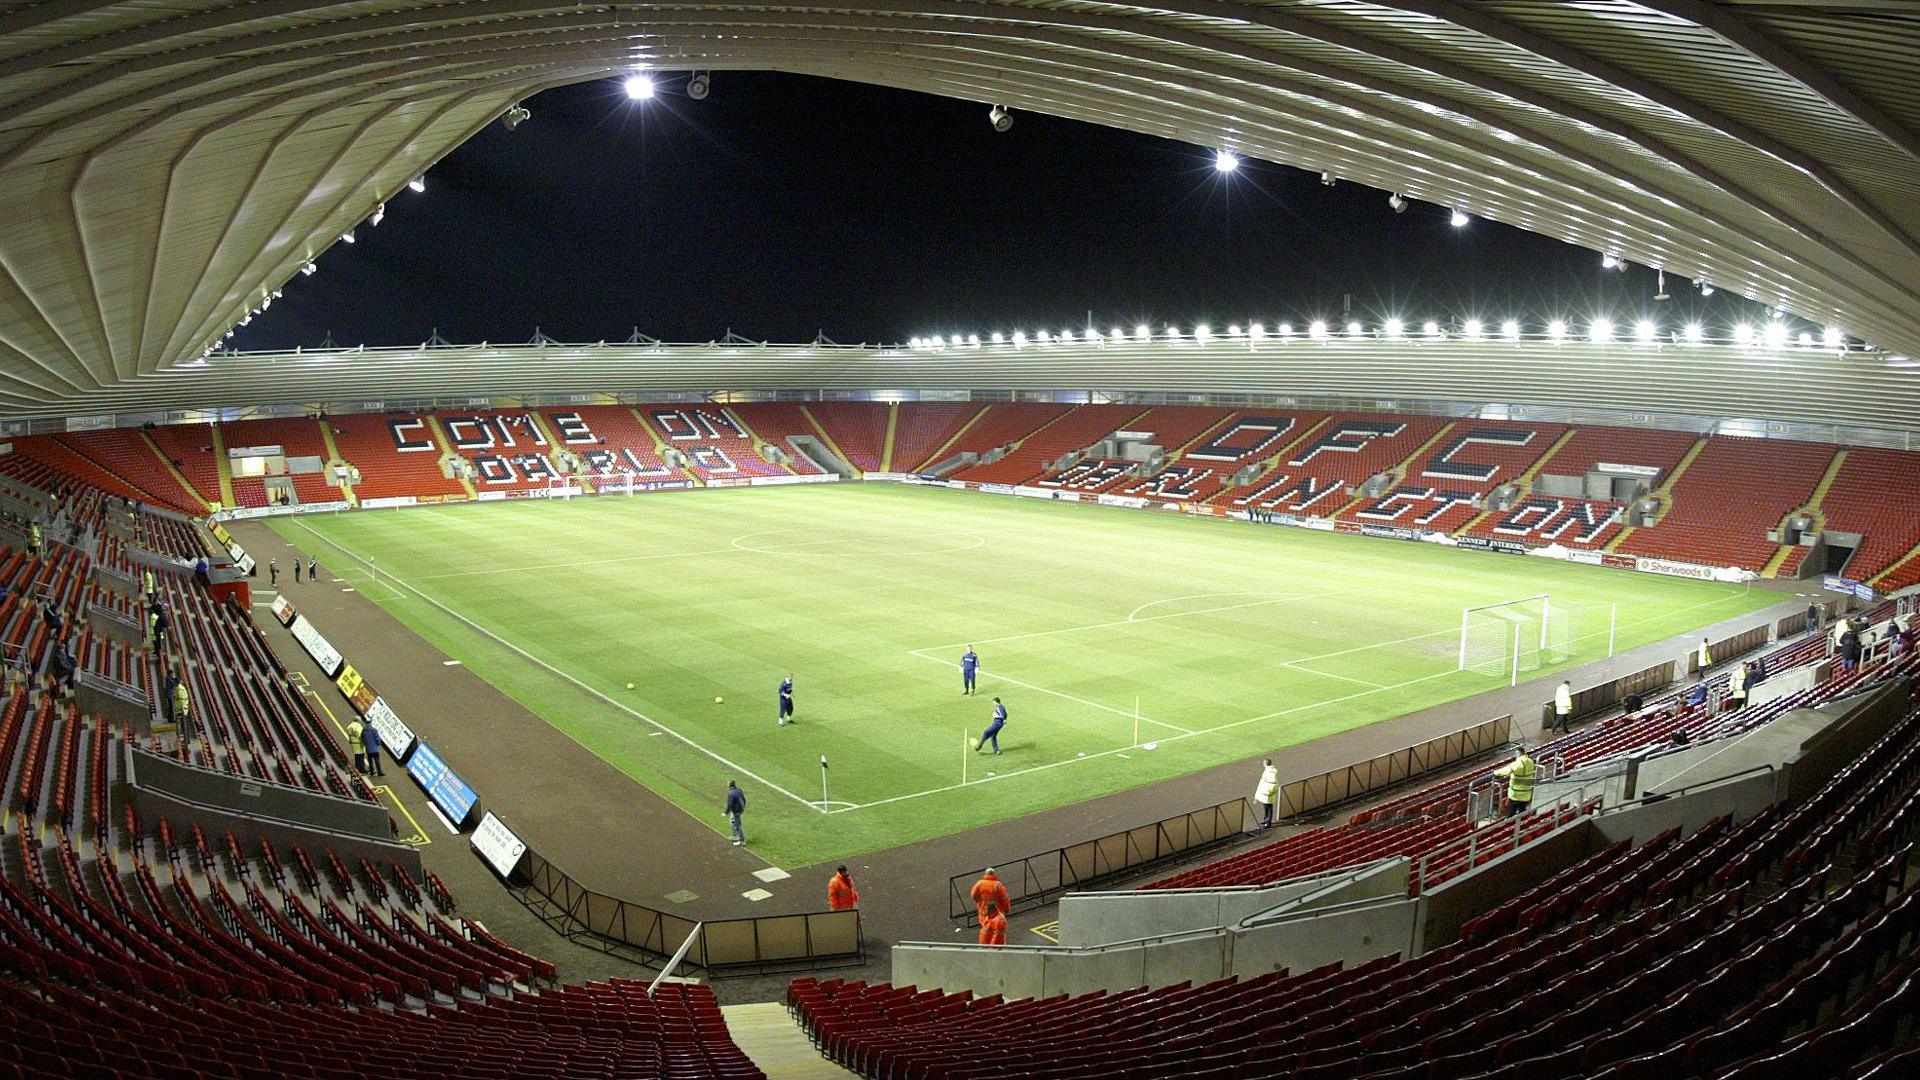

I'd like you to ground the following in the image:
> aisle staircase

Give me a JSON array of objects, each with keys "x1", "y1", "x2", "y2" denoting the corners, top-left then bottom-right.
[
  {"x1": 912, "y1": 404, "x2": 991, "y2": 472},
  {"x1": 1606, "y1": 434, "x2": 1709, "y2": 552},
  {"x1": 629, "y1": 407, "x2": 698, "y2": 486},
  {"x1": 799, "y1": 405, "x2": 861, "y2": 476},
  {"x1": 1451, "y1": 425, "x2": 1580, "y2": 537},
  {"x1": 209, "y1": 425, "x2": 237, "y2": 507},
  {"x1": 422, "y1": 414, "x2": 477, "y2": 499},
  {"x1": 1200, "y1": 415, "x2": 1332, "y2": 503},
  {"x1": 725, "y1": 407, "x2": 799, "y2": 475},
  {"x1": 314, "y1": 418, "x2": 356, "y2": 505},
  {"x1": 138, "y1": 430, "x2": 217, "y2": 511},
  {"x1": 878, "y1": 403, "x2": 900, "y2": 472},
  {"x1": 1761, "y1": 447, "x2": 1847, "y2": 578},
  {"x1": 1329, "y1": 420, "x2": 1457, "y2": 519},
  {"x1": 721, "y1": 1002, "x2": 855, "y2": 1079}
]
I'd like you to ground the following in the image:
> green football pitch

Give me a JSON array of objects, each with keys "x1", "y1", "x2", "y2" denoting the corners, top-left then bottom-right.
[{"x1": 273, "y1": 483, "x2": 1777, "y2": 867}]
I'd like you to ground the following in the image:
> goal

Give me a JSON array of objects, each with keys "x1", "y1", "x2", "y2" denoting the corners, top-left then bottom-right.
[{"x1": 1460, "y1": 595, "x2": 1557, "y2": 684}]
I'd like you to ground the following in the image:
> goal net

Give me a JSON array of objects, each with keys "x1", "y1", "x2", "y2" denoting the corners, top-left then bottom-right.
[{"x1": 1460, "y1": 594, "x2": 1555, "y2": 680}]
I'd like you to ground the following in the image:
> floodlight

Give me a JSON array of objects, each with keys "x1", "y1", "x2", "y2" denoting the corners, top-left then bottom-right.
[
  {"x1": 502, "y1": 104, "x2": 531, "y2": 130},
  {"x1": 1699, "y1": 281, "x2": 1715, "y2": 296},
  {"x1": 1383, "y1": 317, "x2": 1405, "y2": 339},
  {"x1": 1195, "y1": 324, "x2": 1213, "y2": 342},
  {"x1": 1733, "y1": 323, "x2": 1755, "y2": 346},
  {"x1": 1319, "y1": 171, "x2": 1336, "y2": 186},
  {"x1": 1249, "y1": 323, "x2": 1266, "y2": 340},
  {"x1": 1424, "y1": 321, "x2": 1442, "y2": 339},
  {"x1": 340, "y1": 230, "x2": 355, "y2": 244},
  {"x1": 1683, "y1": 323, "x2": 1703, "y2": 343},
  {"x1": 1589, "y1": 318, "x2": 1614, "y2": 342},
  {"x1": 301, "y1": 262, "x2": 316, "y2": 276},
  {"x1": 1110, "y1": 328, "x2": 1126, "y2": 343},
  {"x1": 967, "y1": 334, "x2": 981, "y2": 347},
  {"x1": 1388, "y1": 193, "x2": 1408, "y2": 214},
  {"x1": 407, "y1": 176, "x2": 425, "y2": 193},
  {"x1": 1449, "y1": 209, "x2": 1469, "y2": 227},
  {"x1": 1501, "y1": 320, "x2": 1521, "y2": 341},
  {"x1": 988, "y1": 104, "x2": 1012, "y2": 132},
  {"x1": 1134, "y1": 325, "x2": 1151, "y2": 341},
  {"x1": 1345, "y1": 320, "x2": 1364, "y2": 338},
  {"x1": 1548, "y1": 320, "x2": 1568, "y2": 342},
  {"x1": 1463, "y1": 319, "x2": 1484, "y2": 339},
  {"x1": 625, "y1": 74, "x2": 655, "y2": 100},
  {"x1": 1636, "y1": 320, "x2": 1657, "y2": 342},
  {"x1": 1823, "y1": 327, "x2": 1843, "y2": 348},
  {"x1": 1012, "y1": 331, "x2": 1027, "y2": 345},
  {"x1": 1798, "y1": 332, "x2": 1814, "y2": 347},
  {"x1": 1764, "y1": 322, "x2": 1788, "y2": 348},
  {"x1": 990, "y1": 331, "x2": 1004, "y2": 344},
  {"x1": 370, "y1": 203, "x2": 384, "y2": 227},
  {"x1": 1308, "y1": 320, "x2": 1328, "y2": 339},
  {"x1": 1214, "y1": 149, "x2": 1240, "y2": 173},
  {"x1": 1601, "y1": 253, "x2": 1619, "y2": 269},
  {"x1": 1278, "y1": 323, "x2": 1295, "y2": 338},
  {"x1": 687, "y1": 72, "x2": 711, "y2": 100}
]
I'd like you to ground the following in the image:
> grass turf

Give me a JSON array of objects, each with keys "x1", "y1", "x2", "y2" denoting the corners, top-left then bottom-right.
[{"x1": 273, "y1": 482, "x2": 1777, "y2": 866}]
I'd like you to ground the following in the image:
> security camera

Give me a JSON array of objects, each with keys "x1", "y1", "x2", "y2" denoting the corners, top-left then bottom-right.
[
  {"x1": 687, "y1": 72, "x2": 711, "y2": 100},
  {"x1": 988, "y1": 104, "x2": 1012, "y2": 133}
]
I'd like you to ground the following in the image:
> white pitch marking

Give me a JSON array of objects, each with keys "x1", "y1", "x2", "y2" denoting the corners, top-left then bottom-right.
[
  {"x1": 288, "y1": 520, "x2": 830, "y2": 813},
  {"x1": 411, "y1": 545, "x2": 742, "y2": 580},
  {"x1": 1281, "y1": 661, "x2": 1386, "y2": 689},
  {"x1": 916, "y1": 584, "x2": 1373, "y2": 652},
  {"x1": 908, "y1": 649, "x2": 1196, "y2": 736},
  {"x1": 441, "y1": 660, "x2": 463, "y2": 667}
]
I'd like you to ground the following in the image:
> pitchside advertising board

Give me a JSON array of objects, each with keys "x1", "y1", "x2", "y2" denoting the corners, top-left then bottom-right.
[
  {"x1": 332, "y1": 663, "x2": 419, "y2": 761},
  {"x1": 1824, "y1": 575, "x2": 1879, "y2": 602},
  {"x1": 472, "y1": 812, "x2": 529, "y2": 880},
  {"x1": 287, "y1": 615, "x2": 343, "y2": 677},
  {"x1": 407, "y1": 742, "x2": 479, "y2": 829}
]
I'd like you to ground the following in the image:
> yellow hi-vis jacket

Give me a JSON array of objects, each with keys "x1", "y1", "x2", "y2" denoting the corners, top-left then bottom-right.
[
  {"x1": 1495, "y1": 753, "x2": 1537, "y2": 803},
  {"x1": 1697, "y1": 641, "x2": 1712, "y2": 668},
  {"x1": 1554, "y1": 683, "x2": 1574, "y2": 716}
]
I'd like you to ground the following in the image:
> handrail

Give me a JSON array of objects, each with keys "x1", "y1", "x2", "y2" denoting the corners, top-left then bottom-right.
[
  {"x1": 1416, "y1": 784, "x2": 1595, "y2": 892},
  {"x1": 647, "y1": 922, "x2": 703, "y2": 998},
  {"x1": 1280, "y1": 714, "x2": 1513, "y2": 820}
]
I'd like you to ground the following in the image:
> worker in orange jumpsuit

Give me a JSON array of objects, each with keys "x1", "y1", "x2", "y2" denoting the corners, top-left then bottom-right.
[
  {"x1": 827, "y1": 866, "x2": 859, "y2": 911},
  {"x1": 979, "y1": 905, "x2": 1008, "y2": 946},
  {"x1": 970, "y1": 868, "x2": 1010, "y2": 924}
]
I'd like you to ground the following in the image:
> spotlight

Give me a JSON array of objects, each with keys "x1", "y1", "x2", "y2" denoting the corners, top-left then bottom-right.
[
  {"x1": 1388, "y1": 193, "x2": 1408, "y2": 214},
  {"x1": 1823, "y1": 327, "x2": 1843, "y2": 348},
  {"x1": 990, "y1": 331, "x2": 1004, "y2": 345},
  {"x1": 1308, "y1": 320, "x2": 1328, "y2": 340},
  {"x1": 1548, "y1": 319, "x2": 1568, "y2": 342},
  {"x1": 1214, "y1": 149, "x2": 1240, "y2": 173},
  {"x1": 301, "y1": 262, "x2": 316, "y2": 276},
  {"x1": 407, "y1": 176, "x2": 425, "y2": 194},
  {"x1": 1449, "y1": 209, "x2": 1469, "y2": 227},
  {"x1": 1195, "y1": 324, "x2": 1213, "y2": 342},
  {"x1": 967, "y1": 334, "x2": 981, "y2": 347},
  {"x1": 1012, "y1": 331, "x2": 1028, "y2": 345},
  {"x1": 1249, "y1": 323, "x2": 1266, "y2": 340},
  {"x1": 687, "y1": 72, "x2": 711, "y2": 100},
  {"x1": 1383, "y1": 318, "x2": 1405, "y2": 339},
  {"x1": 1684, "y1": 323, "x2": 1704, "y2": 343},
  {"x1": 1601, "y1": 253, "x2": 1620, "y2": 269},
  {"x1": 1165, "y1": 326, "x2": 1181, "y2": 340},
  {"x1": 1733, "y1": 323, "x2": 1755, "y2": 346},
  {"x1": 1319, "y1": 171, "x2": 1336, "y2": 186},
  {"x1": 987, "y1": 104, "x2": 1012, "y2": 132},
  {"x1": 1110, "y1": 328, "x2": 1126, "y2": 343},
  {"x1": 1501, "y1": 320, "x2": 1521, "y2": 341},
  {"x1": 1345, "y1": 320, "x2": 1364, "y2": 338},
  {"x1": 1278, "y1": 323, "x2": 1295, "y2": 338},
  {"x1": 624, "y1": 74, "x2": 655, "y2": 100},
  {"x1": 340, "y1": 230, "x2": 355, "y2": 244},
  {"x1": 1699, "y1": 280, "x2": 1715, "y2": 296},
  {"x1": 1134, "y1": 325, "x2": 1151, "y2": 341},
  {"x1": 1798, "y1": 332, "x2": 1814, "y2": 347},
  {"x1": 1463, "y1": 319, "x2": 1484, "y2": 339},
  {"x1": 1423, "y1": 321, "x2": 1442, "y2": 339},
  {"x1": 502, "y1": 104, "x2": 531, "y2": 130},
  {"x1": 1589, "y1": 318, "x2": 1614, "y2": 342},
  {"x1": 1636, "y1": 319, "x2": 1657, "y2": 342},
  {"x1": 1227, "y1": 325, "x2": 1242, "y2": 338},
  {"x1": 370, "y1": 202, "x2": 384, "y2": 227},
  {"x1": 1764, "y1": 322, "x2": 1788, "y2": 348},
  {"x1": 1059, "y1": 329, "x2": 1075, "y2": 343}
]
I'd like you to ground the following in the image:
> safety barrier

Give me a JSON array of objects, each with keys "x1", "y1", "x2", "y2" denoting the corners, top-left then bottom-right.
[
  {"x1": 948, "y1": 796, "x2": 1252, "y2": 923},
  {"x1": 514, "y1": 848, "x2": 863, "y2": 976},
  {"x1": 1538, "y1": 660, "x2": 1677, "y2": 729},
  {"x1": 1278, "y1": 714, "x2": 1514, "y2": 819}
]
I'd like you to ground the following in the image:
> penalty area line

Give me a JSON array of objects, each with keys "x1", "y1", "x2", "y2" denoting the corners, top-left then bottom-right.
[
  {"x1": 287, "y1": 521, "x2": 831, "y2": 814},
  {"x1": 907, "y1": 649, "x2": 1196, "y2": 736}
]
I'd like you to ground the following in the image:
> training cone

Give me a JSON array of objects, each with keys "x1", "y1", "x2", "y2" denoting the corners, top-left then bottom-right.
[
  {"x1": 625, "y1": 682, "x2": 635, "y2": 690},
  {"x1": 715, "y1": 695, "x2": 724, "y2": 704}
]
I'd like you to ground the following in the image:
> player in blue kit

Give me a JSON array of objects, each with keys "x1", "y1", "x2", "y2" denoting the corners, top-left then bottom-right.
[
  {"x1": 976, "y1": 697, "x2": 1007, "y2": 754},
  {"x1": 778, "y1": 673, "x2": 795, "y2": 725},
  {"x1": 961, "y1": 646, "x2": 979, "y2": 695}
]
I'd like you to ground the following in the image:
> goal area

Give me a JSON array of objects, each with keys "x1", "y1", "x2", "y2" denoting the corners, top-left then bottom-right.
[{"x1": 1459, "y1": 595, "x2": 1618, "y2": 685}]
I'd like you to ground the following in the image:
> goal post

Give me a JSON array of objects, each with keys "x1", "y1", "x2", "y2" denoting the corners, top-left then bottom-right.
[{"x1": 1460, "y1": 594, "x2": 1552, "y2": 680}]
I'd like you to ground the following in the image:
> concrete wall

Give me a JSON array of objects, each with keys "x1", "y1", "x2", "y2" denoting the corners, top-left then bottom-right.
[
  {"x1": 1228, "y1": 894, "x2": 1419, "y2": 979},
  {"x1": 1592, "y1": 768, "x2": 1780, "y2": 847},
  {"x1": 1784, "y1": 678, "x2": 1910, "y2": 801},
  {"x1": 127, "y1": 744, "x2": 389, "y2": 840},
  {"x1": 1414, "y1": 820, "x2": 1591, "y2": 951},
  {"x1": 1057, "y1": 862, "x2": 1396, "y2": 947},
  {"x1": 124, "y1": 781, "x2": 419, "y2": 880}
]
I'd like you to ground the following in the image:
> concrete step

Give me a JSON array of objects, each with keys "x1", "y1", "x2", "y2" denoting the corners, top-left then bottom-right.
[{"x1": 722, "y1": 1001, "x2": 857, "y2": 1078}]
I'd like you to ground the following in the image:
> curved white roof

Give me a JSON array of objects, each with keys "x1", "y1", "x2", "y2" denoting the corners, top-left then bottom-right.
[{"x1": 1, "y1": 2, "x2": 1917, "y2": 417}]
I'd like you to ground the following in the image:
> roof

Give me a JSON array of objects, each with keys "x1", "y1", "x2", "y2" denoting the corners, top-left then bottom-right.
[{"x1": 1, "y1": 1, "x2": 1917, "y2": 417}]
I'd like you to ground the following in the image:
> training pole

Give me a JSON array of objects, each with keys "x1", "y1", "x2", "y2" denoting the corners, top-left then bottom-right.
[
  {"x1": 962, "y1": 731, "x2": 969, "y2": 785},
  {"x1": 820, "y1": 755, "x2": 829, "y2": 812}
]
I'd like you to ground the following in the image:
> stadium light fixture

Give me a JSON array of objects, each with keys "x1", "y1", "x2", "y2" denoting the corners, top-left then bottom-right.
[
  {"x1": 1684, "y1": 323, "x2": 1704, "y2": 344},
  {"x1": 370, "y1": 202, "x2": 384, "y2": 227},
  {"x1": 1278, "y1": 323, "x2": 1295, "y2": 338},
  {"x1": 990, "y1": 331, "x2": 1004, "y2": 345},
  {"x1": 1423, "y1": 321, "x2": 1442, "y2": 339},
  {"x1": 988, "y1": 104, "x2": 1012, "y2": 132},
  {"x1": 1319, "y1": 171, "x2": 1336, "y2": 186},
  {"x1": 1733, "y1": 323, "x2": 1755, "y2": 346},
  {"x1": 1388, "y1": 193, "x2": 1408, "y2": 214},
  {"x1": 1134, "y1": 324, "x2": 1151, "y2": 342},
  {"x1": 967, "y1": 334, "x2": 981, "y2": 347},
  {"x1": 1383, "y1": 317, "x2": 1405, "y2": 339},
  {"x1": 1249, "y1": 322, "x2": 1266, "y2": 340},
  {"x1": 1449, "y1": 208, "x2": 1469, "y2": 227},
  {"x1": 1699, "y1": 280, "x2": 1715, "y2": 296},
  {"x1": 1501, "y1": 320, "x2": 1521, "y2": 341},
  {"x1": 1823, "y1": 327, "x2": 1843, "y2": 348},
  {"x1": 340, "y1": 230, "x2": 355, "y2": 244},
  {"x1": 1635, "y1": 319, "x2": 1657, "y2": 342},
  {"x1": 1227, "y1": 324, "x2": 1243, "y2": 338},
  {"x1": 1463, "y1": 319, "x2": 1484, "y2": 340},
  {"x1": 1308, "y1": 320, "x2": 1328, "y2": 340},
  {"x1": 625, "y1": 74, "x2": 655, "y2": 100},
  {"x1": 687, "y1": 72, "x2": 712, "y2": 101},
  {"x1": 1764, "y1": 322, "x2": 1788, "y2": 348},
  {"x1": 1214, "y1": 149, "x2": 1240, "y2": 173},
  {"x1": 301, "y1": 262, "x2": 316, "y2": 276},
  {"x1": 1059, "y1": 329, "x2": 1075, "y2": 343},
  {"x1": 1110, "y1": 328, "x2": 1126, "y2": 343},
  {"x1": 1548, "y1": 320, "x2": 1568, "y2": 343},
  {"x1": 407, "y1": 176, "x2": 425, "y2": 194},
  {"x1": 1798, "y1": 332, "x2": 1814, "y2": 347},
  {"x1": 1012, "y1": 331, "x2": 1027, "y2": 345},
  {"x1": 1195, "y1": 324, "x2": 1214, "y2": 342},
  {"x1": 1345, "y1": 320, "x2": 1364, "y2": 338},
  {"x1": 1165, "y1": 325, "x2": 1181, "y2": 341},
  {"x1": 502, "y1": 104, "x2": 531, "y2": 130},
  {"x1": 1589, "y1": 318, "x2": 1614, "y2": 342},
  {"x1": 1601, "y1": 253, "x2": 1620, "y2": 269}
]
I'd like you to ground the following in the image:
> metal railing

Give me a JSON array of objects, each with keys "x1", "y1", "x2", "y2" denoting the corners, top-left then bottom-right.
[
  {"x1": 948, "y1": 796, "x2": 1252, "y2": 923},
  {"x1": 515, "y1": 849, "x2": 863, "y2": 977},
  {"x1": 1415, "y1": 784, "x2": 1596, "y2": 892},
  {"x1": 1280, "y1": 714, "x2": 1514, "y2": 819}
]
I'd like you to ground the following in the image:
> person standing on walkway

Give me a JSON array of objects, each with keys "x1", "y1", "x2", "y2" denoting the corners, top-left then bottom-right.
[
  {"x1": 960, "y1": 646, "x2": 979, "y2": 695},
  {"x1": 1493, "y1": 745, "x2": 1537, "y2": 817},
  {"x1": 1840, "y1": 626, "x2": 1862, "y2": 670},
  {"x1": 293, "y1": 559, "x2": 301, "y2": 584},
  {"x1": 361, "y1": 722, "x2": 384, "y2": 777},
  {"x1": 170, "y1": 679, "x2": 192, "y2": 737},
  {"x1": 1551, "y1": 680, "x2": 1575, "y2": 734},
  {"x1": 724, "y1": 780, "x2": 747, "y2": 845},
  {"x1": 308, "y1": 557, "x2": 318, "y2": 582},
  {"x1": 979, "y1": 905, "x2": 1008, "y2": 947},
  {"x1": 269, "y1": 559, "x2": 278, "y2": 587},
  {"x1": 345, "y1": 718, "x2": 366, "y2": 772},
  {"x1": 1727, "y1": 662, "x2": 1750, "y2": 710},
  {"x1": 827, "y1": 867, "x2": 860, "y2": 911},
  {"x1": 1696, "y1": 638, "x2": 1712, "y2": 671},
  {"x1": 1806, "y1": 602, "x2": 1821, "y2": 636},
  {"x1": 977, "y1": 698, "x2": 1007, "y2": 755},
  {"x1": 1254, "y1": 759, "x2": 1279, "y2": 828},
  {"x1": 970, "y1": 868, "x2": 1010, "y2": 924}
]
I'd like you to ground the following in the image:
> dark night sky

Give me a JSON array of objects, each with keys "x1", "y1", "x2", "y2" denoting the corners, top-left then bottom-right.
[{"x1": 232, "y1": 72, "x2": 1784, "y2": 351}]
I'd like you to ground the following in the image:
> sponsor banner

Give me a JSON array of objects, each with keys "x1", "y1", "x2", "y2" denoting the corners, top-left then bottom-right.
[
  {"x1": 226, "y1": 444, "x2": 282, "y2": 458},
  {"x1": 704, "y1": 477, "x2": 754, "y2": 489},
  {"x1": 749, "y1": 474, "x2": 838, "y2": 487},
  {"x1": 359, "y1": 496, "x2": 417, "y2": 509},
  {"x1": 406, "y1": 742, "x2": 479, "y2": 828},
  {"x1": 1821, "y1": 574, "x2": 1876, "y2": 602},
  {"x1": 864, "y1": 472, "x2": 911, "y2": 483},
  {"x1": 980, "y1": 483, "x2": 1016, "y2": 496},
  {"x1": 1567, "y1": 549, "x2": 1606, "y2": 565},
  {"x1": 1596, "y1": 462, "x2": 1663, "y2": 478},
  {"x1": 1634, "y1": 556, "x2": 1718, "y2": 581},
  {"x1": 1602, "y1": 553, "x2": 1638, "y2": 570},
  {"x1": 472, "y1": 812, "x2": 528, "y2": 880},
  {"x1": 475, "y1": 490, "x2": 508, "y2": 502},
  {"x1": 944, "y1": 480, "x2": 967, "y2": 490},
  {"x1": 363, "y1": 696, "x2": 417, "y2": 761},
  {"x1": 1301, "y1": 517, "x2": 1337, "y2": 532},
  {"x1": 1360, "y1": 524, "x2": 1419, "y2": 541},
  {"x1": 212, "y1": 500, "x2": 351, "y2": 521},
  {"x1": 288, "y1": 615, "x2": 344, "y2": 677},
  {"x1": 1053, "y1": 491, "x2": 1083, "y2": 502},
  {"x1": 1182, "y1": 503, "x2": 1226, "y2": 517},
  {"x1": 269, "y1": 595, "x2": 297, "y2": 626},
  {"x1": 210, "y1": 522, "x2": 234, "y2": 546},
  {"x1": 233, "y1": 553, "x2": 256, "y2": 576},
  {"x1": 1012, "y1": 485, "x2": 1053, "y2": 499},
  {"x1": 1457, "y1": 535, "x2": 1531, "y2": 555},
  {"x1": 1098, "y1": 494, "x2": 1149, "y2": 509},
  {"x1": 336, "y1": 664, "x2": 378, "y2": 715}
]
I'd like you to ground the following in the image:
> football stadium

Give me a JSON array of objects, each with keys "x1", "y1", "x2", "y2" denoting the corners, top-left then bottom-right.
[{"x1": 4, "y1": 6, "x2": 1920, "y2": 1080}]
